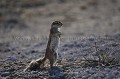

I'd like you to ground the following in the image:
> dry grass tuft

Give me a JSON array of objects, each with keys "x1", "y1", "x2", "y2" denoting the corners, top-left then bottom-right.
[{"x1": 81, "y1": 42, "x2": 120, "y2": 68}]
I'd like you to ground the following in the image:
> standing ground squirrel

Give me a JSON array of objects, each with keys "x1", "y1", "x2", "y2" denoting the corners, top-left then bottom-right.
[{"x1": 24, "y1": 21, "x2": 62, "y2": 71}]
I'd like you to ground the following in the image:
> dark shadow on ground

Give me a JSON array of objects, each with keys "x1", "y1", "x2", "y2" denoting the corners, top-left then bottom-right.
[{"x1": 48, "y1": 66, "x2": 66, "y2": 79}]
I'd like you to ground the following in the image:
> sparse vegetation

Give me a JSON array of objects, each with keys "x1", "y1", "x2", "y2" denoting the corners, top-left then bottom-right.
[{"x1": 82, "y1": 42, "x2": 120, "y2": 68}]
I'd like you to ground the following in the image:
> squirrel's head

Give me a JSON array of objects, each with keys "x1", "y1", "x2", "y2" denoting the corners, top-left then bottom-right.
[
  {"x1": 51, "y1": 21, "x2": 63, "y2": 28},
  {"x1": 50, "y1": 21, "x2": 62, "y2": 34}
]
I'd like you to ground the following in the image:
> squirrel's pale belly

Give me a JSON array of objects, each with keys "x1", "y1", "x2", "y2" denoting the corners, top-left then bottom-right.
[{"x1": 50, "y1": 36, "x2": 60, "y2": 52}]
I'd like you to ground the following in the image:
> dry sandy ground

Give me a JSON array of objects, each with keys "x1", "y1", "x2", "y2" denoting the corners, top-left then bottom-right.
[
  {"x1": 0, "y1": 34, "x2": 120, "y2": 79},
  {"x1": 0, "y1": 0, "x2": 120, "y2": 79}
]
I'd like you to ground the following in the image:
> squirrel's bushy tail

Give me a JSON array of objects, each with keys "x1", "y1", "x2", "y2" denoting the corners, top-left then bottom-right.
[{"x1": 24, "y1": 57, "x2": 47, "y2": 71}]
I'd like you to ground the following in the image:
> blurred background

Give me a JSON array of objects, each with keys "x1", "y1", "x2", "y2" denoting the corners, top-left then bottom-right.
[{"x1": 0, "y1": 0, "x2": 120, "y2": 42}]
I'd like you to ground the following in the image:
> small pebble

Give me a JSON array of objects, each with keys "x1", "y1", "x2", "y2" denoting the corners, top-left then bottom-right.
[{"x1": 1, "y1": 72, "x2": 10, "y2": 77}]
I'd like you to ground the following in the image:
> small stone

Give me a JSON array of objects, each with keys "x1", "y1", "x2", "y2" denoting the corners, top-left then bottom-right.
[
  {"x1": 1, "y1": 72, "x2": 10, "y2": 77},
  {"x1": 88, "y1": 77, "x2": 94, "y2": 79},
  {"x1": 105, "y1": 68, "x2": 111, "y2": 73},
  {"x1": 113, "y1": 70, "x2": 119, "y2": 75},
  {"x1": 6, "y1": 56, "x2": 17, "y2": 61},
  {"x1": 99, "y1": 73, "x2": 106, "y2": 78},
  {"x1": 106, "y1": 72, "x2": 115, "y2": 79},
  {"x1": 79, "y1": 71, "x2": 88, "y2": 77}
]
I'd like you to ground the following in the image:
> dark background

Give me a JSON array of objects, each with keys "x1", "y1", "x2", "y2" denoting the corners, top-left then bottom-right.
[{"x1": 0, "y1": 0, "x2": 120, "y2": 42}]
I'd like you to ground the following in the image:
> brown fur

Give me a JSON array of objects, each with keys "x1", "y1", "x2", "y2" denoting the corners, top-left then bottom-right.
[{"x1": 24, "y1": 21, "x2": 62, "y2": 71}]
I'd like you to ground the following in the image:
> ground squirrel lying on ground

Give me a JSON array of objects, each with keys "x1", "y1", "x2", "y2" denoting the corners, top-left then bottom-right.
[{"x1": 24, "y1": 21, "x2": 62, "y2": 71}]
